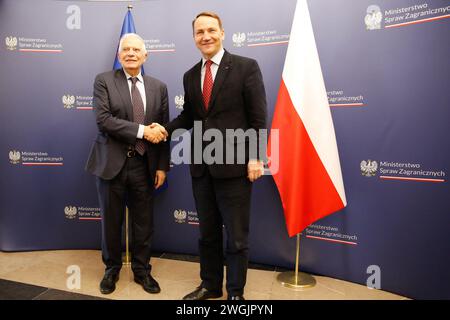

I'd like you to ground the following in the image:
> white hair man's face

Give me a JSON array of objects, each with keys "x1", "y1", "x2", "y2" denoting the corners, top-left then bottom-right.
[{"x1": 118, "y1": 36, "x2": 147, "y2": 76}]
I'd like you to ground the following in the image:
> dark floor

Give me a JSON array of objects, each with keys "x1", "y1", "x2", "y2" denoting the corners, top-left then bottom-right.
[{"x1": 0, "y1": 278, "x2": 107, "y2": 300}]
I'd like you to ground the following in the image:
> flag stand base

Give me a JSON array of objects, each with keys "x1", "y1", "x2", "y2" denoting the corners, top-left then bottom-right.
[
  {"x1": 277, "y1": 233, "x2": 316, "y2": 290},
  {"x1": 122, "y1": 253, "x2": 131, "y2": 265},
  {"x1": 277, "y1": 271, "x2": 316, "y2": 290}
]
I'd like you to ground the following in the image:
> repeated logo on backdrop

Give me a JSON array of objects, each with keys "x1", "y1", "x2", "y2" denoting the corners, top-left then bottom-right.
[
  {"x1": 64, "y1": 206, "x2": 77, "y2": 219},
  {"x1": 8, "y1": 150, "x2": 64, "y2": 166},
  {"x1": 365, "y1": 5, "x2": 383, "y2": 30},
  {"x1": 174, "y1": 95, "x2": 184, "y2": 110},
  {"x1": 232, "y1": 33, "x2": 246, "y2": 47},
  {"x1": 328, "y1": 90, "x2": 366, "y2": 108},
  {"x1": 62, "y1": 94, "x2": 93, "y2": 110},
  {"x1": 304, "y1": 224, "x2": 359, "y2": 246},
  {"x1": 231, "y1": 30, "x2": 289, "y2": 48},
  {"x1": 360, "y1": 159, "x2": 446, "y2": 182},
  {"x1": 360, "y1": 160, "x2": 378, "y2": 177},
  {"x1": 64, "y1": 206, "x2": 101, "y2": 221},
  {"x1": 365, "y1": 2, "x2": 450, "y2": 30},
  {"x1": 144, "y1": 38, "x2": 176, "y2": 53},
  {"x1": 5, "y1": 36, "x2": 17, "y2": 50},
  {"x1": 4, "y1": 35, "x2": 63, "y2": 52},
  {"x1": 62, "y1": 95, "x2": 76, "y2": 109},
  {"x1": 173, "y1": 209, "x2": 199, "y2": 225}
]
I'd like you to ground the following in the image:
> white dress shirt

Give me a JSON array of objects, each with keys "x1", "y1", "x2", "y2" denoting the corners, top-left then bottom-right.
[
  {"x1": 201, "y1": 47, "x2": 225, "y2": 91},
  {"x1": 123, "y1": 69, "x2": 146, "y2": 139}
]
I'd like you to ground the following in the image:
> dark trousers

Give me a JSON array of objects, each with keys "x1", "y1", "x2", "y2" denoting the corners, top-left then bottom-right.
[
  {"x1": 192, "y1": 169, "x2": 252, "y2": 296},
  {"x1": 96, "y1": 154, "x2": 154, "y2": 277}
]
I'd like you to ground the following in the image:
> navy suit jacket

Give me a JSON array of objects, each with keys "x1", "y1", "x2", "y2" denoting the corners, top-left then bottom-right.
[{"x1": 166, "y1": 50, "x2": 267, "y2": 178}]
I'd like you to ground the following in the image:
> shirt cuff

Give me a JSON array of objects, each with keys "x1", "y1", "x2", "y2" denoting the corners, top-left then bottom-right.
[{"x1": 137, "y1": 124, "x2": 145, "y2": 139}]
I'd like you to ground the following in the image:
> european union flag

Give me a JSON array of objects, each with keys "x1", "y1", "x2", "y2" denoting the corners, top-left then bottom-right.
[{"x1": 113, "y1": 8, "x2": 145, "y2": 74}]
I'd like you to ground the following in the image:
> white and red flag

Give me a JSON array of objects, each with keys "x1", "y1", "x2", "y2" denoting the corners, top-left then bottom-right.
[{"x1": 268, "y1": 0, "x2": 347, "y2": 237}]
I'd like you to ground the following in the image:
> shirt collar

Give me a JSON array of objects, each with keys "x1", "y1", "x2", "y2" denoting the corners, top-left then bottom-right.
[
  {"x1": 202, "y1": 47, "x2": 225, "y2": 68},
  {"x1": 123, "y1": 69, "x2": 144, "y2": 83}
]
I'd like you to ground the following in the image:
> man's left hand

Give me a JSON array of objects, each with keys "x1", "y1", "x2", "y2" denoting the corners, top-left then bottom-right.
[
  {"x1": 154, "y1": 170, "x2": 166, "y2": 189},
  {"x1": 247, "y1": 159, "x2": 264, "y2": 182}
]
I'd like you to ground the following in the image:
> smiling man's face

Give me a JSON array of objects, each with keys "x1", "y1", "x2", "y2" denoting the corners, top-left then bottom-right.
[
  {"x1": 193, "y1": 15, "x2": 224, "y2": 60},
  {"x1": 118, "y1": 35, "x2": 147, "y2": 76}
]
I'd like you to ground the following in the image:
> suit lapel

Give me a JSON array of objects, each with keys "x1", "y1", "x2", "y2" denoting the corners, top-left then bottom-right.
[
  {"x1": 143, "y1": 76, "x2": 155, "y2": 125},
  {"x1": 114, "y1": 69, "x2": 134, "y2": 121},
  {"x1": 191, "y1": 60, "x2": 206, "y2": 117},
  {"x1": 208, "y1": 50, "x2": 232, "y2": 112}
]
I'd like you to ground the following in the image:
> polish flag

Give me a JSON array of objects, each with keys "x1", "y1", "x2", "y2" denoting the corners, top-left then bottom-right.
[{"x1": 268, "y1": 0, "x2": 347, "y2": 237}]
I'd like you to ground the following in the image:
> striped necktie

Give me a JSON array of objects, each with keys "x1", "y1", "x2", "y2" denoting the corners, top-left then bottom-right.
[
  {"x1": 130, "y1": 77, "x2": 146, "y2": 156},
  {"x1": 202, "y1": 60, "x2": 213, "y2": 110}
]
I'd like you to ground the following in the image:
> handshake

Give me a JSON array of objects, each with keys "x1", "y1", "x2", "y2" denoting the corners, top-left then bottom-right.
[{"x1": 143, "y1": 123, "x2": 168, "y2": 144}]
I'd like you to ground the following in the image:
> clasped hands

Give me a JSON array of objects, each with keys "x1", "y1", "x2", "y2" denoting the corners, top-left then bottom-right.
[
  {"x1": 142, "y1": 125, "x2": 264, "y2": 182},
  {"x1": 144, "y1": 123, "x2": 168, "y2": 143}
]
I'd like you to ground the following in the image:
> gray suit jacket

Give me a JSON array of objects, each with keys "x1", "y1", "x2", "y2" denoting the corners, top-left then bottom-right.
[{"x1": 86, "y1": 69, "x2": 170, "y2": 180}]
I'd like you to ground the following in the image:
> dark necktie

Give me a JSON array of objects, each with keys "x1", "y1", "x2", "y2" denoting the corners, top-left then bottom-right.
[
  {"x1": 130, "y1": 77, "x2": 146, "y2": 156},
  {"x1": 202, "y1": 60, "x2": 213, "y2": 110}
]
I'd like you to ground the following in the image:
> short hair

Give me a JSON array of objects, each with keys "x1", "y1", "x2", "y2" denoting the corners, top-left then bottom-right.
[
  {"x1": 118, "y1": 33, "x2": 147, "y2": 54},
  {"x1": 192, "y1": 11, "x2": 223, "y2": 31}
]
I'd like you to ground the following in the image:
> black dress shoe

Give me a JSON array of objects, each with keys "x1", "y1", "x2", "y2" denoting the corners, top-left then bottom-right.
[
  {"x1": 134, "y1": 274, "x2": 161, "y2": 294},
  {"x1": 183, "y1": 287, "x2": 223, "y2": 300},
  {"x1": 99, "y1": 273, "x2": 119, "y2": 294},
  {"x1": 228, "y1": 295, "x2": 245, "y2": 300}
]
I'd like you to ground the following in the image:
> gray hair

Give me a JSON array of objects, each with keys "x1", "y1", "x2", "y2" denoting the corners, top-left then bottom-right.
[{"x1": 118, "y1": 33, "x2": 147, "y2": 54}]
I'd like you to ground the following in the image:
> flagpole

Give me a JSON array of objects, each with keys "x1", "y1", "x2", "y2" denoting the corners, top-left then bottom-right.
[
  {"x1": 122, "y1": 207, "x2": 131, "y2": 265},
  {"x1": 119, "y1": 4, "x2": 134, "y2": 267},
  {"x1": 277, "y1": 233, "x2": 316, "y2": 289}
]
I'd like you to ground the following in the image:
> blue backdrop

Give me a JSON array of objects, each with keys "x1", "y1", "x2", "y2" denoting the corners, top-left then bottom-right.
[{"x1": 1, "y1": 0, "x2": 449, "y2": 299}]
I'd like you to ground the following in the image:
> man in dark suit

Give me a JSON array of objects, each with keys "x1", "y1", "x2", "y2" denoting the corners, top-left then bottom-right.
[
  {"x1": 85, "y1": 33, "x2": 169, "y2": 295},
  {"x1": 163, "y1": 12, "x2": 267, "y2": 300}
]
